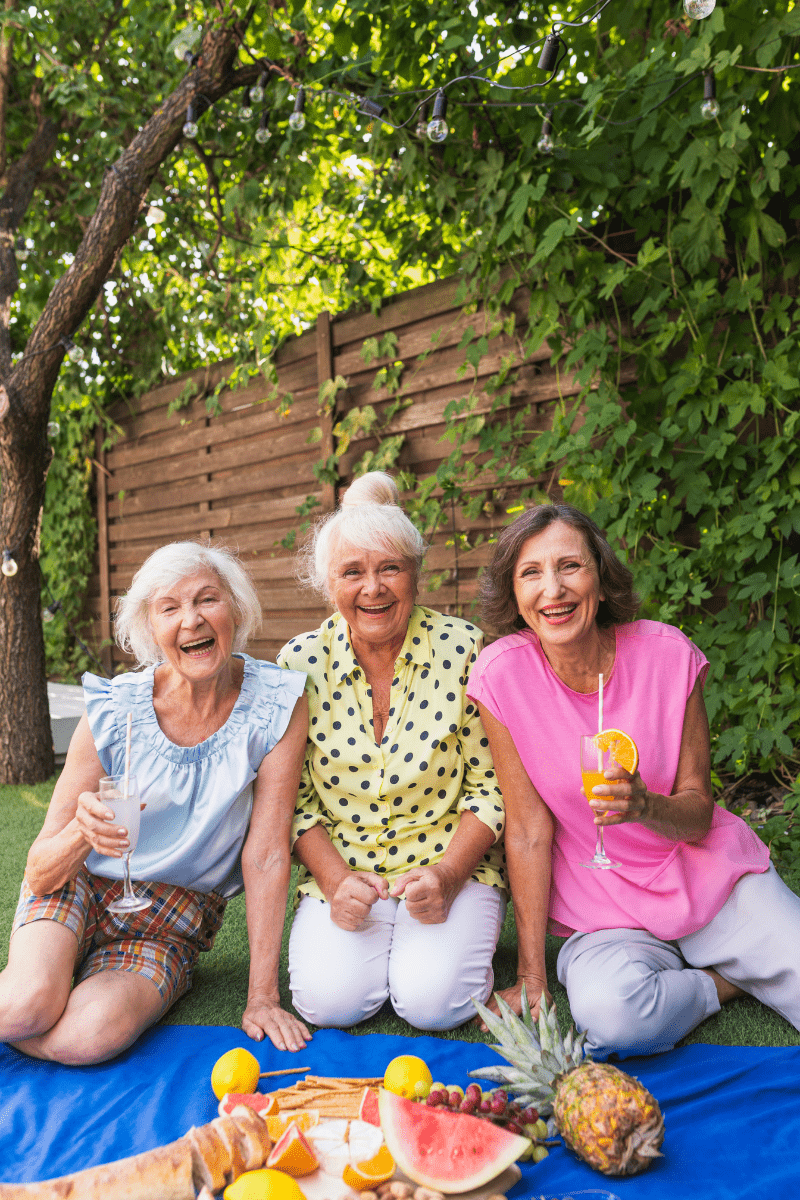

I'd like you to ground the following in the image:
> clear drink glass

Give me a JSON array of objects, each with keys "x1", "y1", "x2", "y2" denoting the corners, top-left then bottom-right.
[
  {"x1": 579, "y1": 735, "x2": 620, "y2": 870},
  {"x1": 99, "y1": 775, "x2": 152, "y2": 913}
]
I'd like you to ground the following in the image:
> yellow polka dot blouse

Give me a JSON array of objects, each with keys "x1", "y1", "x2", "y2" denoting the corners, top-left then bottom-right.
[{"x1": 277, "y1": 606, "x2": 507, "y2": 901}]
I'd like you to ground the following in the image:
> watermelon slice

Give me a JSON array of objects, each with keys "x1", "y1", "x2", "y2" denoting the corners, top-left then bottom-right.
[
  {"x1": 378, "y1": 1088, "x2": 530, "y2": 1195},
  {"x1": 218, "y1": 1092, "x2": 278, "y2": 1119},
  {"x1": 359, "y1": 1086, "x2": 381, "y2": 1127}
]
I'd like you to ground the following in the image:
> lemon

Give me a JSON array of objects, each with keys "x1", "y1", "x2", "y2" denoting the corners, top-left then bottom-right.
[
  {"x1": 224, "y1": 1169, "x2": 304, "y2": 1200},
  {"x1": 383, "y1": 1054, "x2": 433, "y2": 1100},
  {"x1": 211, "y1": 1047, "x2": 261, "y2": 1100}
]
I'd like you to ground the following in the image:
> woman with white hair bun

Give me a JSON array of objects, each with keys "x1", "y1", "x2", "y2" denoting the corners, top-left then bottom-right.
[
  {"x1": 0, "y1": 542, "x2": 311, "y2": 1062},
  {"x1": 279, "y1": 472, "x2": 507, "y2": 1031}
]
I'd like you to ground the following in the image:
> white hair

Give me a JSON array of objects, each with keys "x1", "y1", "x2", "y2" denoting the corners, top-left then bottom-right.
[
  {"x1": 298, "y1": 471, "x2": 427, "y2": 600},
  {"x1": 114, "y1": 542, "x2": 262, "y2": 667}
]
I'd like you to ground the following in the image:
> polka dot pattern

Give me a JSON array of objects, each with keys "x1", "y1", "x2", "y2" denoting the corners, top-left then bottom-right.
[{"x1": 277, "y1": 607, "x2": 506, "y2": 901}]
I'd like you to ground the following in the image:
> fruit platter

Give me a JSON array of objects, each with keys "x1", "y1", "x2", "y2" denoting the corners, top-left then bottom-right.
[{"x1": 0, "y1": 994, "x2": 664, "y2": 1199}]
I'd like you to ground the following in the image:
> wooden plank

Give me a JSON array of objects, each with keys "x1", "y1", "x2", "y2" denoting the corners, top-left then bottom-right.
[
  {"x1": 107, "y1": 468, "x2": 321, "y2": 521},
  {"x1": 94, "y1": 429, "x2": 113, "y2": 675},
  {"x1": 331, "y1": 276, "x2": 465, "y2": 348},
  {"x1": 316, "y1": 311, "x2": 337, "y2": 513}
]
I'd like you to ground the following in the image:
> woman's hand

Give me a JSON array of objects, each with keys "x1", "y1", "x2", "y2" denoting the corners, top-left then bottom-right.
[
  {"x1": 73, "y1": 790, "x2": 132, "y2": 857},
  {"x1": 584, "y1": 766, "x2": 649, "y2": 826},
  {"x1": 474, "y1": 976, "x2": 552, "y2": 1028},
  {"x1": 390, "y1": 863, "x2": 459, "y2": 924},
  {"x1": 330, "y1": 871, "x2": 389, "y2": 931},
  {"x1": 242, "y1": 992, "x2": 311, "y2": 1052}
]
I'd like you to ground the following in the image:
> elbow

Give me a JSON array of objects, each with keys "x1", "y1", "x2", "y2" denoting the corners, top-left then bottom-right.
[{"x1": 241, "y1": 843, "x2": 291, "y2": 878}]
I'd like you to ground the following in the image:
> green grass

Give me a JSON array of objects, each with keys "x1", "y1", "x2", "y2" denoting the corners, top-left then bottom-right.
[{"x1": 3, "y1": 779, "x2": 799, "y2": 1048}]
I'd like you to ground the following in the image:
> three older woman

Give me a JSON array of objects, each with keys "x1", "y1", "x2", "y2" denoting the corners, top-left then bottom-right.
[
  {"x1": 469, "y1": 502, "x2": 800, "y2": 1057},
  {"x1": 0, "y1": 543, "x2": 310, "y2": 1062},
  {"x1": 278, "y1": 472, "x2": 506, "y2": 1031}
]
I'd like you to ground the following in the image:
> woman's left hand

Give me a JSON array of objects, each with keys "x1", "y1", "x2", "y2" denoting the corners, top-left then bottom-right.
[
  {"x1": 242, "y1": 993, "x2": 311, "y2": 1052},
  {"x1": 390, "y1": 863, "x2": 459, "y2": 924},
  {"x1": 585, "y1": 766, "x2": 650, "y2": 825}
]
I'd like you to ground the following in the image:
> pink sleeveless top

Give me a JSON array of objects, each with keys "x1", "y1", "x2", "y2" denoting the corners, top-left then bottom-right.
[{"x1": 467, "y1": 620, "x2": 769, "y2": 940}]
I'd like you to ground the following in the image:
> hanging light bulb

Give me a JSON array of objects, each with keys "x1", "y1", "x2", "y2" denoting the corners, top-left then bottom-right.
[
  {"x1": 183, "y1": 103, "x2": 199, "y2": 139},
  {"x1": 415, "y1": 103, "x2": 429, "y2": 139},
  {"x1": 289, "y1": 89, "x2": 306, "y2": 131},
  {"x1": 60, "y1": 336, "x2": 85, "y2": 364},
  {"x1": 701, "y1": 73, "x2": 720, "y2": 119},
  {"x1": 42, "y1": 601, "x2": 61, "y2": 624},
  {"x1": 47, "y1": 421, "x2": 60, "y2": 438},
  {"x1": 426, "y1": 90, "x2": 448, "y2": 143},
  {"x1": 255, "y1": 110, "x2": 271, "y2": 144},
  {"x1": 15, "y1": 236, "x2": 29, "y2": 262},
  {"x1": 250, "y1": 72, "x2": 267, "y2": 105},
  {"x1": 684, "y1": 0, "x2": 716, "y2": 16},
  {"x1": 538, "y1": 110, "x2": 555, "y2": 154},
  {"x1": 238, "y1": 88, "x2": 254, "y2": 121},
  {"x1": 538, "y1": 32, "x2": 562, "y2": 72},
  {"x1": 359, "y1": 98, "x2": 385, "y2": 121},
  {"x1": 2, "y1": 550, "x2": 18, "y2": 577}
]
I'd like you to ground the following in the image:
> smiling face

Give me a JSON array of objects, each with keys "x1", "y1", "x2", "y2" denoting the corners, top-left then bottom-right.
[
  {"x1": 148, "y1": 569, "x2": 236, "y2": 680},
  {"x1": 512, "y1": 520, "x2": 604, "y2": 654},
  {"x1": 328, "y1": 541, "x2": 416, "y2": 651}
]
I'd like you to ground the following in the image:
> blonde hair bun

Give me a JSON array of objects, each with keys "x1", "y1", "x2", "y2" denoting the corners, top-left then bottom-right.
[{"x1": 341, "y1": 471, "x2": 399, "y2": 508}]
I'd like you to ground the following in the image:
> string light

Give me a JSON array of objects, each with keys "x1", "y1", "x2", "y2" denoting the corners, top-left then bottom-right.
[
  {"x1": 15, "y1": 236, "x2": 29, "y2": 262},
  {"x1": 289, "y1": 89, "x2": 306, "y2": 131},
  {"x1": 415, "y1": 103, "x2": 429, "y2": 138},
  {"x1": 47, "y1": 421, "x2": 60, "y2": 438},
  {"x1": 538, "y1": 33, "x2": 563, "y2": 73},
  {"x1": 255, "y1": 110, "x2": 271, "y2": 144},
  {"x1": 684, "y1": 0, "x2": 716, "y2": 17},
  {"x1": 426, "y1": 90, "x2": 448, "y2": 143},
  {"x1": 250, "y1": 72, "x2": 267, "y2": 105},
  {"x1": 41, "y1": 600, "x2": 61, "y2": 624},
  {"x1": 147, "y1": 204, "x2": 166, "y2": 223},
  {"x1": 238, "y1": 88, "x2": 254, "y2": 121},
  {"x1": 359, "y1": 98, "x2": 386, "y2": 121},
  {"x1": 1, "y1": 551, "x2": 18, "y2": 578},
  {"x1": 538, "y1": 109, "x2": 555, "y2": 153},
  {"x1": 60, "y1": 336, "x2": 85, "y2": 364},
  {"x1": 183, "y1": 103, "x2": 199, "y2": 139},
  {"x1": 701, "y1": 72, "x2": 719, "y2": 119}
]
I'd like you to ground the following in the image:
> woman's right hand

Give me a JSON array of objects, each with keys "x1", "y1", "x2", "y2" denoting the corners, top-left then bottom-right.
[
  {"x1": 475, "y1": 976, "x2": 552, "y2": 1029},
  {"x1": 74, "y1": 790, "x2": 130, "y2": 858},
  {"x1": 329, "y1": 871, "x2": 389, "y2": 931}
]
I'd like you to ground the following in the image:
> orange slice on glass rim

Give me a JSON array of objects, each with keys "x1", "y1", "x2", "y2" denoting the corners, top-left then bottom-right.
[
  {"x1": 342, "y1": 1145, "x2": 396, "y2": 1191},
  {"x1": 595, "y1": 729, "x2": 638, "y2": 774}
]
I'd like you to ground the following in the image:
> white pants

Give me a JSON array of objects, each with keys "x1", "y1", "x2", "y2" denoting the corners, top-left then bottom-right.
[
  {"x1": 557, "y1": 865, "x2": 800, "y2": 1058},
  {"x1": 288, "y1": 882, "x2": 506, "y2": 1031}
]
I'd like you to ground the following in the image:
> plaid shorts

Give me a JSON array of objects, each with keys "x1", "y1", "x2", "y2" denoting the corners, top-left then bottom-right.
[{"x1": 12, "y1": 868, "x2": 227, "y2": 1009}]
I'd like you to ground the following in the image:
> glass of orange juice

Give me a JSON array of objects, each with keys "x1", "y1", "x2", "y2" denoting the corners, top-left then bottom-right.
[{"x1": 579, "y1": 735, "x2": 620, "y2": 869}]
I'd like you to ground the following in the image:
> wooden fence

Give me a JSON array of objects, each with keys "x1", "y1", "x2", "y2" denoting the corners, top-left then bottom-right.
[{"x1": 89, "y1": 275, "x2": 633, "y2": 670}]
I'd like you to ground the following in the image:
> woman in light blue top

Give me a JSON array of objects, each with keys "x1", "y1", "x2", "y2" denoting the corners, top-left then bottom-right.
[{"x1": 0, "y1": 543, "x2": 310, "y2": 1064}]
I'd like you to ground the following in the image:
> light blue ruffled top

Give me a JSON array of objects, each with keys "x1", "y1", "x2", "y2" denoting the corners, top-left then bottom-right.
[{"x1": 82, "y1": 654, "x2": 306, "y2": 897}]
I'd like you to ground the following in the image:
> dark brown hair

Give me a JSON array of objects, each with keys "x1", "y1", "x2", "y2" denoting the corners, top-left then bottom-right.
[{"x1": 479, "y1": 503, "x2": 641, "y2": 636}]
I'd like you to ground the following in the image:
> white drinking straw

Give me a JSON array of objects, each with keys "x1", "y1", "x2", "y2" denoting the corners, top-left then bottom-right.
[
  {"x1": 597, "y1": 673, "x2": 604, "y2": 771},
  {"x1": 123, "y1": 711, "x2": 132, "y2": 801}
]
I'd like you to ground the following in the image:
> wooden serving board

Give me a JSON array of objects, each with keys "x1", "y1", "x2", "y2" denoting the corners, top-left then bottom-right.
[
  {"x1": 298, "y1": 1164, "x2": 522, "y2": 1200},
  {"x1": 394, "y1": 1164, "x2": 522, "y2": 1199}
]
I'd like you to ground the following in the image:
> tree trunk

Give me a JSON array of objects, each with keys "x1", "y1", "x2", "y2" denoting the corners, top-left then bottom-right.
[{"x1": 0, "y1": 13, "x2": 261, "y2": 783}]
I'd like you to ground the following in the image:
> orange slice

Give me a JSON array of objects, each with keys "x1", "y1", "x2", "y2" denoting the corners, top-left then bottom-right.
[
  {"x1": 267, "y1": 1122, "x2": 320, "y2": 1177},
  {"x1": 342, "y1": 1145, "x2": 396, "y2": 1191},
  {"x1": 596, "y1": 729, "x2": 638, "y2": 774},
  {"x1": 266, "y1": 1111, "x2": 319, "y2": 1141}
]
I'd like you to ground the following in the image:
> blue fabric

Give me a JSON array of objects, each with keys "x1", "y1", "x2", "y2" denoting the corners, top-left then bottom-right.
[
  {"x1": 1, "y1": 1026, "x2": 797, "y2": 1197},
  {"x1": 82, "y1": 656, "x2": 306, "y2": 897}
]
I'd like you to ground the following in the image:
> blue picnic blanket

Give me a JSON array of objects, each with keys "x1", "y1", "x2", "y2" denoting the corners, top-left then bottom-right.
[{"x1": 0, "y1": 1025, "x2": 797, "y2": 1198}]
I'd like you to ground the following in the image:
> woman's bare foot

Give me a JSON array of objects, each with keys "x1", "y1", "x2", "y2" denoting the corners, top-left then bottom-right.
[{"x1": 703, "y1": 968, "x2": 746, "y2": 1005}]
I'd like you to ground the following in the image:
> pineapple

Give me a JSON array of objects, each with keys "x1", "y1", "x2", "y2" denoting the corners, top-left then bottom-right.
[{"x1": 470, "y1": 989, "x2": 664, "y2": 1177}]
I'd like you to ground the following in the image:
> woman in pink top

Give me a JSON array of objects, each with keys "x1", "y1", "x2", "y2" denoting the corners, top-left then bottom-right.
[{"x1": 467, "y1": 503, "x2": 800, "y2": 1057}]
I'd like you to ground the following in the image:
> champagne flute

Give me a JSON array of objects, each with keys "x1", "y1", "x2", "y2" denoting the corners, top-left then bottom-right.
[
  {"x1": 100, "y1": 775, "x2": 152, "y2": 913},
  {"x1": 579, "y1": 734, "x2": 620, "y2": 870}
]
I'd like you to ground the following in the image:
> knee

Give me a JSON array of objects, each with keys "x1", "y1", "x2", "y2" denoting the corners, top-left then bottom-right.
[
  {"x1": 290, "y1": 973, "x2": 388, "y2": 1028},
  {"x1": 36, "y1": 998, "x2": 154, "y2": 1065},
  {"x1": 0, "y1": 969, "x2": 69, "y2": 1041},
  {"x1": 569, "y1": 984, "x2": 646, "y2": 1056},
  {"x1": 391, "y1": 972, "x2": 476, "y2": 1032}
]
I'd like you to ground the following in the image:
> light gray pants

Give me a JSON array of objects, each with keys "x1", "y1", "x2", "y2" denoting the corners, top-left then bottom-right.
[{"x1": 557, "y1": 865, "x2": 800, "y2": 1058}]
